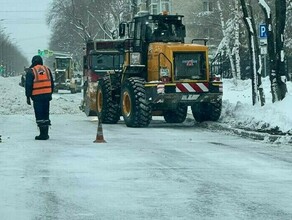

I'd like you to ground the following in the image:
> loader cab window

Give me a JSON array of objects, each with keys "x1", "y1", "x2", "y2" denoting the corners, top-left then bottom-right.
[
  {"x1": 91, "y1": 54, "x2": 123, "y2": 71},
  {"x1": 174, "y1": 52, "x2": 207, "y2": 80},
  {"x1": 128, "y1": 22, "x2": 135, "y2": 38},
  {"x1": 153, "y1": 22, "x2": 169, "y2": 38},
  {"x1": 145, "y1": 24, "x2": 153, "y2": 41},
  {"x1": 120, "y1": 22, "x2": 134, "y2": 39},
  {"x1": 134, "y1": 21, "x2": 142, "y2": 47},
  {"x1": 56, "y1": 58, "x2": 71, "y2": 69},
  {"x1": 147, "y1": 20, "x2": 185, "y2": 43}
]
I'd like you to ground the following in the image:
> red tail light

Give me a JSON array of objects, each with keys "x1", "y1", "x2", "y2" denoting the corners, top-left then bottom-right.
[{"x1": 161, "y1": 76, "x2": 170, "y2": 83}]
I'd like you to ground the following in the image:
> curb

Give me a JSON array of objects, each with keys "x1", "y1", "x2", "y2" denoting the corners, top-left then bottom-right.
[
  {"x1": 186, "y1": 113, "x2": 292, "y2": 144},
  {"x1": 204, "y1": 122, "x2": 292, "y2": 144}
]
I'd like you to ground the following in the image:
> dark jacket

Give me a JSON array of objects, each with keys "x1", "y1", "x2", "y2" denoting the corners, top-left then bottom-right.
[{"x1": 25, "y1": 55, "x2": 54, "y2": 102}]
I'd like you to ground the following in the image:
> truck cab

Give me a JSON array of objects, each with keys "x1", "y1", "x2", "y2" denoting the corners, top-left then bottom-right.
[{"x1": 54, "y1": 56, "x2": 82, "y2": 93}]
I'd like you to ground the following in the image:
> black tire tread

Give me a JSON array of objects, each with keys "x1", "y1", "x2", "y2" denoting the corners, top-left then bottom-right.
[
  {"x1": 121, "y1": 77, "x2": 151, "y2": 127},
  {"x1": 163, "y1": 105, "x2": 187, "y2": 123},
  {"x1": 96, "y1": 76, "x2": 120, "y2": 124}
]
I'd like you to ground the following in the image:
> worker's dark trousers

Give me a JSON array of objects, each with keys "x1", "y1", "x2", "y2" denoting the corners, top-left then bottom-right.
[{"x1": 33, "y1": 101, "x2": 51, "y2": 126}]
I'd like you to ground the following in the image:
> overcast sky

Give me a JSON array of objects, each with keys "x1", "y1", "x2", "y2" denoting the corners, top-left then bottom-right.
[{"x1": 0, "y1": 0, "x2": 52, "y2": 61}]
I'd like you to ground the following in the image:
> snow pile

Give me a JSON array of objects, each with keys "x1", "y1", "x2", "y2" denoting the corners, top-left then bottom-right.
[
  {"x1": 0, "y1": 75, "x2": 291, "y2": 135},
  {"x1": 0, "y1": 76, "x2": 82, "y2": 115},
  {"x1": 221, "y1": 78, "x2": 292, "y2": 134}
]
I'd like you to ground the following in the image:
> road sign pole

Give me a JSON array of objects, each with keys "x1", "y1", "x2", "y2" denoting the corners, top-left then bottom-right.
[{"x1": 259, "y1": 24, "x2": 268, "y2": 78}]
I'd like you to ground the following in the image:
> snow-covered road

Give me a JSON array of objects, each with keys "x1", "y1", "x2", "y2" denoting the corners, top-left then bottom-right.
[
  {"x1": 1, "y1": 75, "x2": 292, "y2": 219},
  {"x1": 1, "y1": 114, "x2": 292, "y2": 219}
]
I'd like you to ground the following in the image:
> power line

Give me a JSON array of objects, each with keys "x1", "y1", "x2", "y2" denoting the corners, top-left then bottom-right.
[
  {"x1": 2, "y1": 18, "x2": 46, "y2": 20},
  {"x1": 3, "y1": 21, "x2": 48, "y2": 24},
  {"x1": 18, "y1": 35, "x2": 51, "y2": 41},
  {"x1": 0, "y1": 10, "x2": 47, "y2": 13}
]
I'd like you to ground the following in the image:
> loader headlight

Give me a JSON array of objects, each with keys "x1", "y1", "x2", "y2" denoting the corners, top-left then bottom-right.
[{"x1": 130, "y1": 52, "x2": 141, "y2": 65}]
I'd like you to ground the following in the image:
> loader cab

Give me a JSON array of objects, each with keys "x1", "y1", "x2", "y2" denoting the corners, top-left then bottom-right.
[
  {"x1": 119, "y1": 14, "x2": 186, "y2": 43},
  {"x1": 130, "y1": 13, "x2": 186, "y2": 47},
  {"x1": 54, "y1": 56, "x2": 73, "y2": 83},
  {"x1": 119, "y1": 13, "x2": 186, "y2": 68}
]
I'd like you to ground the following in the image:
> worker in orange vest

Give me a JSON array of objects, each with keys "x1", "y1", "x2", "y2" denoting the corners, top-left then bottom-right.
[{"x1": 25, "y1": 55, "x2": 54, "y2": 140}]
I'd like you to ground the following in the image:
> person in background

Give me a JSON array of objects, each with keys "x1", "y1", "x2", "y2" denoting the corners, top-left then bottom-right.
[{"x1": 25, "y1": 55, "x2": 54, "y2": 140}]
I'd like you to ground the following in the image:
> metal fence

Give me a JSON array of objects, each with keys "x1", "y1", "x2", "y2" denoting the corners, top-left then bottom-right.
[{"x1": 210, "y1": 54, "x2": 292, "y2": 81}]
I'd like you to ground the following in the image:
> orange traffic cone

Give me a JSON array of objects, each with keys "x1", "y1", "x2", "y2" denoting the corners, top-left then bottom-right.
[{"x1": 94, "y1": 117, "x2": 106, "y2": 143}]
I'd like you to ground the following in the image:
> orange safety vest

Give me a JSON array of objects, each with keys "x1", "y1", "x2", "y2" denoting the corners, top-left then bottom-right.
[{"x1": 32, "y1": 65, "x2": 52, "y2": 96}]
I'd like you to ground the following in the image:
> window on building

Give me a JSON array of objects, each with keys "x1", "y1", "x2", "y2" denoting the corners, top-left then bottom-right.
[
  {"x1": 150, "y1": 3, "x2": 158, "y2": 14},
  {"x1": 209, "y1": 1, "x2": 213, "y2": 11},
  {"x1": 203, "y1": 0, "x2": 213, "y2": 12},
  {"x1": 161, "y1": 0, "x2": 171, "y2": 13}
]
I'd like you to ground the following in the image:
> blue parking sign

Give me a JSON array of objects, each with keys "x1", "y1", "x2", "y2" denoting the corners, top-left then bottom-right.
[{"x1": 259, "y1": 24, "x2": 267, "y2": 38}]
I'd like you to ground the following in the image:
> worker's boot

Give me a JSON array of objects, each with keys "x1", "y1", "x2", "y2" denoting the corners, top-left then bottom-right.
[{"x1": 35, "y1": 125, "x2": 49, "y2": 140}]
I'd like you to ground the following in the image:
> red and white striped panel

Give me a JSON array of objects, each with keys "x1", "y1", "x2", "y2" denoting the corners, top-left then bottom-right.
[
  {"x1": 219, "y1": 83, "x2": 223, "y2": 92},
  {"x1": 176, "y1": 83, "x2": 209, "y2": 93}
]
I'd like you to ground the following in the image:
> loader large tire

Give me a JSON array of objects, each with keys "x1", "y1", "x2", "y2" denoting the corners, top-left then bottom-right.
[
  {"x1": 191, "y1": 100, "x2": 222, "y2": 122},
  {"x1": 96, "y1": 76, "x2": 120, "y2": 124},
  {"x1": 207, "y1": 100, "x2": 222, "y2": 121},
  {"x1": 121, "y1": 77, "x2": 151, "y2": 127},
  {"x1": 70, "y1": 88, "x2": 77, "y2": 93},
  {"x1": 163, "y1": 105, "x2": 187, "y2": 123},
  {"x1": 191, "y1": 102, "x2": 208, "y2": 122}
]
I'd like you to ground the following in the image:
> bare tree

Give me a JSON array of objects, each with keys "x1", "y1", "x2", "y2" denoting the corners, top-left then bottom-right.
[
  {"x1": 241, "y1": 0, "x2": 266, "y2": 106},
  {"x1": 190, "y1": 0, "x2": 246, "y2": 80},
  {"x1": 259, "y1": 0, "x2": 288, "y2": 102},
  {"x1": 233, "y1": 0, "x2": 242, "y2": 80},
  {"x1": 47, "y1": 0, "x2": 129, "y2": 63},
  {"x1": 217, "y1": 0, "x2": 237, "y2": 81},
  {"x1": 0, "y1": 30, "x2": 28, "y2": 76}
]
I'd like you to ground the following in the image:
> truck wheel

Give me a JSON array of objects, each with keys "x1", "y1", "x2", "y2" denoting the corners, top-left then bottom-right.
[
  {"x1": 191, "y1": 100, "x2": 222, "y2": 122},
  {"x1": 208, "y1": 100, "x2": 222, "y2": 121},
  {"x1": 163, "y1": 105, "x2": 187, "y2": 123},
  {"x1": 191, "y1": 102, "x2": 208, "y2": 122},
  {"x1": 96, "y1": 76, "x2": 120, "y2": 124},
  {"x1": 121, "y1": 77, "x2": 151, "y2": 127}
]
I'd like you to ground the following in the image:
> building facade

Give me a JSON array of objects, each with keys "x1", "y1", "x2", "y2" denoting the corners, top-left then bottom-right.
[{"x1": 136, "y1": 0, "x2": 172, "y2": 14}]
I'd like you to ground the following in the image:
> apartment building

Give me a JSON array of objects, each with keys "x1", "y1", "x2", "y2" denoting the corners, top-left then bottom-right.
[{"x1": 136, "y1": 0, "x2": 172, "y2": 14}]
